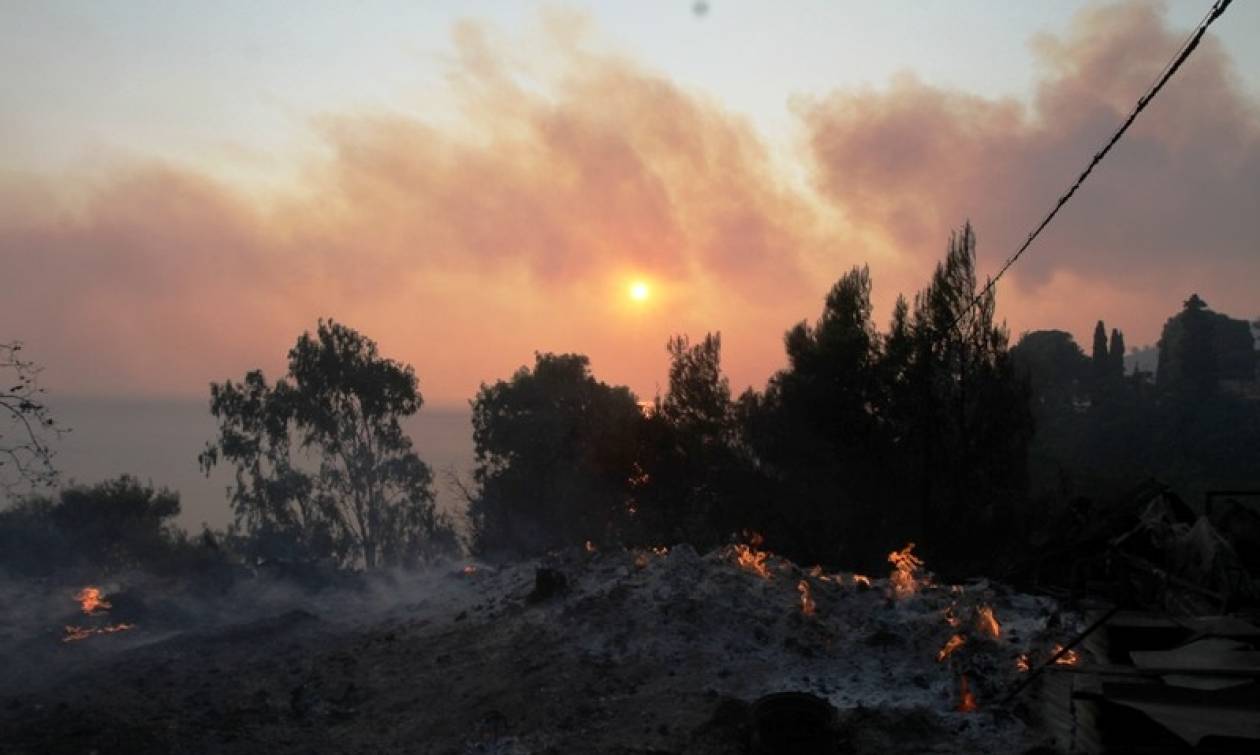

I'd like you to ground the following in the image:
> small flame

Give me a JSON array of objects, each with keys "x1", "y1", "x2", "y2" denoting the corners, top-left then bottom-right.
[
  {"x1": 957, "y1": 674, "x2": 978, "y2": 713},
  {"x1": 732, "y1": 532, "x2": 771, "y2": 579},
  {"x1": 733, "y1": 544, "x2": 771, "y2": 579},
  {"x1": 937, "y1": 633, "x2": 966, "y2": 662},
  {"x1": 584, "y1": 540, "x2": 596, "y2": 553},
  {"x1": 652, "y1": 546, "x2": 669, "y2": 556},
  {"x1": 976, "y1": 605, "x2": 1001, "y2": 639},
  {"x1": 63, "y1": 586, "x2": 136, "y2": 643},
  {"x1": 852, "y1": 574, "x2": 872, "y2": 588},
  {"x1": 1051, "y1": 644, "x2": 1080, "y2": 666},
  {"x1": 797, "y1": 580, "x2": 816, "y2": 617},
  {"x1": 1016, "y1": 653, "x2": 1031, "y2": 672},
  {"x1": 75, "y1": 587, "x2": 111, "y2": 615},
  {"x1": 887, "y1": 542, "x2": 925, "y2": 599},
  {"x1": 943, "y1": 604, "x2": 961, "y2": 627},
  {"x1": 462, "y1": 565, "x2": 478, "y2": 575}
]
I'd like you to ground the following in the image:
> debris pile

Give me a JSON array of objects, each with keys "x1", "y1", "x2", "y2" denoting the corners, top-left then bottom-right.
[{"x1": 1, "y1": 540, "x2": 1093, "y2": 753}]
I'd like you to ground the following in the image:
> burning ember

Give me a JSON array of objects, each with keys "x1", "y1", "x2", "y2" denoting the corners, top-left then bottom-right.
[
  {"x1": 585, "y1": 540, "x2": 597, "y2": 553},
  {"x1": 75, "y1": 586, "x2": 111, "y2": 615},
  {"x1": 1051, "y1": 644, "x2": 1080, "y2": 666},
  {"x1": 887, "y1": 542, "x2": 925, "y2": 599},
  {"x1": 1016, "y1": 653, "x2": 1031, "y2": 672},
  {"x1": 63, "y1": 623, "x2": 137, "y2": 643},
  {"x1": 976, "y1": 604, "x2": 1001, "y2": 639},
  {"x1": 852, "y1": 574, "x2": 872, "y2": 588},
  {"x1": 797, "y1": 579, "x2": 816, "y2": 617},
  {"x1": 936, "y1": 633, "x2": 966, "y2": 662},
  {"x1": 957, "y1": 674, "x2": 978, "y2": 713}
]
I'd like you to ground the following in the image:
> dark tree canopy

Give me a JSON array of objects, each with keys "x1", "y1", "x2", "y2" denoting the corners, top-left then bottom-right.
[
  {"x1": 632, "y1": 333, "x2": 767, "y2": 549},
  {"x1": 1156, "y1": 294, "x2": 1257, "y2": 396},
  {"x1": 0, "y1": 475, "x2": 183, "y2": 576},
  {"x1": 1011, "y1": 330, "x2": 1089, "y2": 412},
  {"x1": 468, "y1": 353, "x2": 642, "y2": 557},
  {"x1": 738, "y1": 223, "x2": 1032, "y2": 571},
  {"x1": 201, "y1": 320, "x2": 456, "y2": 569},
  {"x1": 1091, "y1": 320, "x2": 1110, "y2": 389},
  {"x1": 1108, "y1": 329, "x2": 1127, "y2": 380}
]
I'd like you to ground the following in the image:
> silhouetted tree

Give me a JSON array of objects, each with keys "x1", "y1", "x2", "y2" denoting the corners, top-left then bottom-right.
[
  {"x1": 1010, "y1": 330, "x2": 1089, "y2": 413},
  {"x1": 1109, "y1": 329, "x2": 1126, "y2": 380},
  {"x1": 201, "y1": 320, "x2": 456, "y2": 569},
  {"x1": 0, "y1": 342, "x2": 63, "y2": 496},
  {"x1": 1091, "y1": 320, "x2": 1110, "y2": 391},
  {"x1": 746, "y1": 265, "x2": 886, "y2": 563},
  {"x1": 1158, "y1": 294, "x2": 1218, "y2": 398},
  {"x1": 468, "y1": 353, "x2": 642, "y2": 557},
  {"x1": 0, "y1": 475, "x2": 185, "y2": 576},
  {"x1": 633, "y1": 333, "x2": 766, "y2": 548},
  {"x1": 902, "y1": 223, "x2": 1031, "y2": 565}
]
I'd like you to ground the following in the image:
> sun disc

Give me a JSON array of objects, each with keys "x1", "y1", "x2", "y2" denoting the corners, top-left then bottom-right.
[{"x1": 629, "y1": 280, "x2": 650, "y2": 302}]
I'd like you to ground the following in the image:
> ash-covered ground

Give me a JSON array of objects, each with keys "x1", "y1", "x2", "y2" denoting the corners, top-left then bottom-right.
[{"x1": 0, "y1": 544, "x2": 1083, "y2": 754}]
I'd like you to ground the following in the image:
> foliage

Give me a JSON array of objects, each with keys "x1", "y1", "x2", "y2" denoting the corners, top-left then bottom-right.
[
  {"x1": 633, "y1": 334, "x2": 768, "y2": 549},
  {"x1": 740, "y1": 224, "x2": 1032, "y2": 570},
  {"x1": 0, "y1": 342, "x2": 63, "y2": 496},
  {"x1": 1026, "y1": 294, "x2": 1260, "y2": 521},
  {"x1": 468, "y1": 353, "x2": 643, "y2": 557},
  {"x1": 0, "y1": 475, "x2": 190, "y2": 576},
  {"x1": 1011, "y1": 330, "x2": 1089, "y2": 413},
  {"x1": 201, "y1": 320, "x2": 456, "y2": 569}
]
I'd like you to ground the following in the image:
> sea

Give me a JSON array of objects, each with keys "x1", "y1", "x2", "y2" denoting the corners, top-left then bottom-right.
[{"x1": 25, "y1": 397, "x2": 476, "y2": 534}]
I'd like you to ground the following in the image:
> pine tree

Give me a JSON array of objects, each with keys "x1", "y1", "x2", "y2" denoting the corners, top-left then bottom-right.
[
  {"x1": 1109, "y1": 328, "x2": 1126, "y2": 379},
  {"x1": 1091, "y1": 320, "x2": 1109, "y2": 393}
]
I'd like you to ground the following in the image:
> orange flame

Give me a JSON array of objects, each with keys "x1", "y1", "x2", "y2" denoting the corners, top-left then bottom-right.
[
  {"x1": 1016, "y1": 653, "x2": 1031, "y2": 672},
  {"x1": 937, "y1": 633, "x2": 966, "y2": 662},
  {"x1": 1051, "y1": 644, "x2": 1080, "y2": 666},
  {"x1": 852, "y1": 574, "x2": 872, "y2": 588},
  {"x1": 797, "y1": 580, "x2": 816, "y2": 617},
  {"x1": 584, "y1": 540, "x2": 596, "y2": 553},
  {"x1": 887, "y1": 542, "x2": 925, "y2": 599},
  {"x1": 733, "y1": 544, "x2": 771, "y2": 579},
  {"x1": 75, "y1": 587, "x2": 111, "y2": 615},
  {"x1": 957, "y1": 674, "x2": 978, "y2": 713},
  {"x1": 976, "y1": 605, "x2": 1001, "y2": 639}
]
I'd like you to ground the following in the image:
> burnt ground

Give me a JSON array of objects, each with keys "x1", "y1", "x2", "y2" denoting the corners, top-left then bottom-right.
[{"x1": 0, "y1": 547, "x2": 1077, "y2": 754}]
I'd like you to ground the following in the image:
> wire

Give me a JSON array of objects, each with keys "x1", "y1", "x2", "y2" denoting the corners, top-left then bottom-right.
[{"x1": 951, "y1": 0, "x2": 1234, "y2": 333}]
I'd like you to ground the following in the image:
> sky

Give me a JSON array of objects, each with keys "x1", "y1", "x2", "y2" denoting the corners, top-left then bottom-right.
[{"x1": 3, "y1": 0, "x2": 1258, "y2": 406}]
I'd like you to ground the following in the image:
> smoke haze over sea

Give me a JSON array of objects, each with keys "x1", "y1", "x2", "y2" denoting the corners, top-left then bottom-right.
[{"x1": 34, "y1": 398, "x2": 475, "y2": 534}]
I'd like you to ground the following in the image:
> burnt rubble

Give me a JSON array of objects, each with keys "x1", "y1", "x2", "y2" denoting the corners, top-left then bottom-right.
[{"x1": 0, "y1": 542, "x2": 1097, "y2": 754}]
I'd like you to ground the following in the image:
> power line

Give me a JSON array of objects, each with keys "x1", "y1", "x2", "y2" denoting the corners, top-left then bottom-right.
[{"x1": 952, "y1": 0, "x2": 1234, "y2": 333}]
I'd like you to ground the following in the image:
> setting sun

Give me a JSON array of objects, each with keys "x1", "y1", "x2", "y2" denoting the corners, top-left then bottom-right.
[{"x1": 628, "y1": 280, "x2": 651, "y2": 302}]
